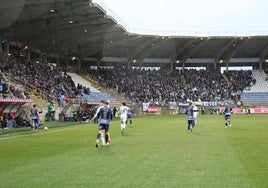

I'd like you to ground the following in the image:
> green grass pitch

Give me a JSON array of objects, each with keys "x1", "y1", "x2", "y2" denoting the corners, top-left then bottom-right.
[{"x1": 0, "y1": 114, "x2": 267, "y2": 188}]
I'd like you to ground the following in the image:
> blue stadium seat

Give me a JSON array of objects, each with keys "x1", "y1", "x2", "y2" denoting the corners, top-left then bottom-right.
[{"x1": 241, "y1": 92, "x2": 268, "y2": 105}]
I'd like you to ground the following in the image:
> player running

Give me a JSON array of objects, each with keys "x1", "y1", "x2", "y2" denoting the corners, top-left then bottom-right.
[
  {"x1": 192, "y1": 102, "x2": 199, "y2": 126},
  {"x1": 126, "y1": 104, "x2": 133, "y2": 127},
  {"x1": 185, "y1": 102, "x2": 195, "y2": 132},
  {"x1": 104, "y1": 101, "x2": 112, "y2": 145},
  {"x1": 119, "y1": 102, "x2": 130, "y2": 135},
  {"x1": 91, "y1": 100, "x2": 113, "y2": 147},
  {"x1": 223, "y1": 102, "x2": 233, "y2": 128}
]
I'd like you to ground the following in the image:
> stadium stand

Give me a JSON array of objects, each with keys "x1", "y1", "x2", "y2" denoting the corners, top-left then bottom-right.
[
  {"x1": 66, "y1": 72, "x2": 100, "y2": 93},
  {"x1": 1, "y1": 0, "x2": 268, "y2": 121},
  {"x1": 243, "y1": 70, "x2": 268, "y2": 92},
  {"x1": 87, "y1": 67, "x2": 253, "y2": 105},
  {"x1": 240, "y1": 92, "x2": 268, "y2": 105},
  {"x1": 67, "y1": 72, "x2": 120, "y2": 105},
  {"x1": 240, "y1": 70, "x2": 268, "y2": 105}
]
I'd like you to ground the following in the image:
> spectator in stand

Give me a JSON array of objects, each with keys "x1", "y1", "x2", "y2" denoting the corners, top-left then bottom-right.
[
  {"x1": 58, "y1": 92, "x2": 65, "y2": 107},
  {"x1": 6, "y1": 113, "x2": 14, "y2": 129},
  {"x1": 0, "y1": 78, "x2": 3, "y2": 94},
  {"x1": 1, "y1": 113, "x2": 7, "y2": 129},
  {"x1": 0, "y1": 113, "x2": 4, "y2": 129}
]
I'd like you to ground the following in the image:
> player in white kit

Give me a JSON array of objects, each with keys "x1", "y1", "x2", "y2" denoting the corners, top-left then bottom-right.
[
  {"x1": 119, "y1": 102, "x2": 130, "y2": 135},
  {"x1": 192, "y1": 103, "x2": 199, "y2": 126}
]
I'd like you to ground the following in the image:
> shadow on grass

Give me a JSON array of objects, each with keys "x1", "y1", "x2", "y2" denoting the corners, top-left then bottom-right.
[
  {"x1": 192, "y1": 132, "x2": 211, "y2": 136},
  {"x1": 96, "y1": 145, "x2": 114, "y2": 156}
]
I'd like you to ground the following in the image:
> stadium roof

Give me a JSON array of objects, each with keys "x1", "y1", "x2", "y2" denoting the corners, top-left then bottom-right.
[{"x1": 1, "y1": 0, "x2": 268, "y2": 65}]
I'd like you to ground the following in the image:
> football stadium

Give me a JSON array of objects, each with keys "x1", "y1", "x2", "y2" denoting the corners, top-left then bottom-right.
[{"x1": 0, "y1": 1, "x2": 267, "y2": 188}]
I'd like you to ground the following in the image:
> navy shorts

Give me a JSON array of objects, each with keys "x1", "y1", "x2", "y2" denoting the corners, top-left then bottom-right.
[
  {"x1": 187, "y1": 119, "x2": 194, "y2": 125},
  {"x1": 99, "y1": 124, "x2": 109, "y2": 131},
  {"x1": 225, "y1": 114, "x2": 231, "y2": 120}
]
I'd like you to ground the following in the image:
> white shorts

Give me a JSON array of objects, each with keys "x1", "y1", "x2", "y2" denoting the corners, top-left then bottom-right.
[{"x1": 120, "y1": 115, "x2": 127, "y2": 122}]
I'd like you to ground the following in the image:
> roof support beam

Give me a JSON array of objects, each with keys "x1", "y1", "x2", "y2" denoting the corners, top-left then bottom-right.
[
  {"x1": 176, "y1": 38, "x2": 209, "y2": 63},
  {"x1": 259, "y1": 42, "x2": 268, "y2": 62},
  {"x1": 214, "y1": 38, "x2": 236, "y2": 62},
  {"x1": 223, "y1": 38, "x2": 248, "y2": 62}
]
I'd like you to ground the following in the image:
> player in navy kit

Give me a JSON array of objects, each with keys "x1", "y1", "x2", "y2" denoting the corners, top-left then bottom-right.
[
  {"x1": 91, "y1": 100, "x2": 113, "y2": 147},
  {"x1": 223, "y1": 102, "x2": 233, "y2": 128},
  {"x1": 104, "y1": 101, "x2": 112, "y2": 145},
  {"x1": 185, "y1": 103, "x2": 195, "y2": 132},
  {"x1": 126, "y1": 104, "x2": 133, "y2": 127}
]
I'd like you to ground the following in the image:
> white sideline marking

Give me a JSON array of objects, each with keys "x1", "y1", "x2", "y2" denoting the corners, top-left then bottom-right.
[{"x1": 0, "y1": 123, "x2": 96, "y2": 141}]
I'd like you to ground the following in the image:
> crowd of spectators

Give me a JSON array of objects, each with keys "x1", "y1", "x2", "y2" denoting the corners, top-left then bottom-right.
[
  {"x1": 0, "y1": 52, "x2": 255, "y2": 107},
  {"x1": 88, "y1": 67, "x2": 254, "y2": 105},
  {"x1": 0, "y1": 53, "x2": 91, "y2": 106},
  {"x1": 224, "y1": 70, "x2": 255, "y2": 94}
]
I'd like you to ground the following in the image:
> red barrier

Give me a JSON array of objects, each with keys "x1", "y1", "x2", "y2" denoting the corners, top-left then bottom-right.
[
  {"x1": 147, "y1": 106, "x2": 160, "y2": 113},
  {"x1": 233, "y1": 108, "x2": 268, "y2": 114}
]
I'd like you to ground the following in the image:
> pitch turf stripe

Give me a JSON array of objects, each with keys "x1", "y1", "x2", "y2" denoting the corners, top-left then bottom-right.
[{"x1": 214, "y1": 132, "x2": 255, "y2": 187}]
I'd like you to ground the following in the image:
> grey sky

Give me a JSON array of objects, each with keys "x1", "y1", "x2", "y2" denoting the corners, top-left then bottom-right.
[{"x1": 94, "y1": 0, "x2": 268, "y2": 36}]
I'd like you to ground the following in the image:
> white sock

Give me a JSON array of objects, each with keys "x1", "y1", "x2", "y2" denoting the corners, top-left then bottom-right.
[{"x1": 101, "y1": 137, "x2": 105, "y2": 145}]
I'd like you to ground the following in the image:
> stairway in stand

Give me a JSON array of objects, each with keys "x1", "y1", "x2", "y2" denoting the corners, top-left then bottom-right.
[
  {"x1": 66, "y1": 72, "x2": 121, "y2": 106},
  {"x1": 67, "y1": 72, "x2": 100, "y2": 92}
]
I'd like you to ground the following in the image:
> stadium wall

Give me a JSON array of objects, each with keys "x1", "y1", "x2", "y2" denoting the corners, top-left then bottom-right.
[{"x1": 136, "y1": 106, "x2": 268, "y2": 115}]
